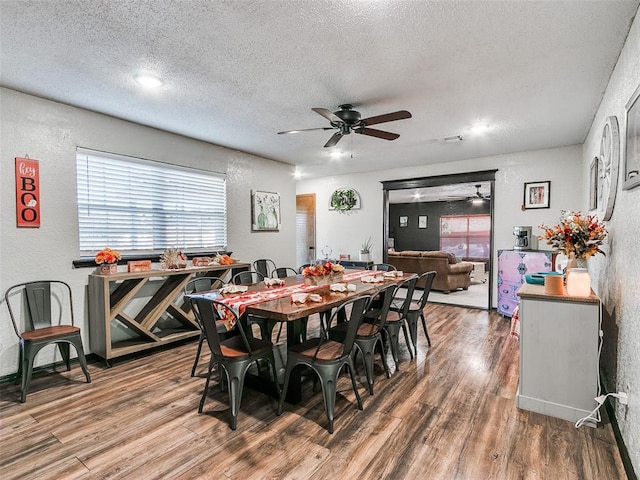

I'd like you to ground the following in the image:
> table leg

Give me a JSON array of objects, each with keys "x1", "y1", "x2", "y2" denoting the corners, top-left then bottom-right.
[{"x1": 285, "y1": 316, "x2": 308, "y2": 403}]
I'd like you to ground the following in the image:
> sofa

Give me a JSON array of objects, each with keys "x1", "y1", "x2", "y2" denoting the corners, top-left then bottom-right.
[{"x1": 387, "y1": 250, "x2": 474, "y2": 293}]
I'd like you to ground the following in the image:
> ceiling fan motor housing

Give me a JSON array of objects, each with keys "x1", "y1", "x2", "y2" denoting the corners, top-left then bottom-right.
[{"x1": 334, "y1": 104, "x2": 361, "y2": 126}]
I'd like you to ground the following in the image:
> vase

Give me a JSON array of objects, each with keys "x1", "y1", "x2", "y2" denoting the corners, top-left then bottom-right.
[
  {"x1": 99, "y1": 263, "x2": 117, "y2": 274},
  {"x1": 565, "y1": 252, "x2": 587, "y2": 272},
  {"x1": 359, "y1": 252, "x2": 371, "y2": 262}
]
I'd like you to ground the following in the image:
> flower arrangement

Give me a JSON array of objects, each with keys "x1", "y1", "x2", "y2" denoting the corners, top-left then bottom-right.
[
  {"x1": 95, "y1": 248, "x2": 121, "y2": 265},
  {"x1": 538, "y1": 211, "x2": 607, "y2": 261},
  {"x1": 302, "y1": 261, "x2": 345, "y2": 277}
]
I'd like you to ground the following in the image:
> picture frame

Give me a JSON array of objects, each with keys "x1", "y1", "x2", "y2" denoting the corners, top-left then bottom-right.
[
  {"x1": 523, "y1": 181, "x2": 550, "y2": 209},
  {"x1": 399, "y1": 215, "x2": 408, "y2": 227},
  {"x1": 329, "y1": 187, "x2": 361, "y2": 211},
  {"x1": 251, "y1": 190, "x2": 280, "y2": 231},
  {"x1": 589, "y1": 157, "x2": 599, "y2": 211},
  {"x1": 418, "y1": 215, "x2": 428, "y2": 229},
  {"x1": 623, "y1": 83, "x2": 640, "y2": 191}
]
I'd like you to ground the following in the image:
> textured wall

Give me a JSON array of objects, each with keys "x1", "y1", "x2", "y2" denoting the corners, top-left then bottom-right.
[
  {"x1": 296, "y1": 144, "x2": 583, "y2": 307},
  {"x1": 0, "y1": 88, "x2": 296, "y2": 377},
  {"x1": 582, "y1": 12, "x2": 640, "y2": 473}
]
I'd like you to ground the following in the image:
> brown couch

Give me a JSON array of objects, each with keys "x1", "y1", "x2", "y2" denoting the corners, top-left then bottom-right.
[{"x1": 387, "y1": 250, "x2": 473, "y2": 292}]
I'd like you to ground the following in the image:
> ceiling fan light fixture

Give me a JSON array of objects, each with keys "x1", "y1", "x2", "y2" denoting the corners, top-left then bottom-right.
[
  {"x1": 470, "y1": 124, "x2": 490, "y2": 134},
  {"x1": 134, "y1": 73, "x2": 163, "y2": 88}
]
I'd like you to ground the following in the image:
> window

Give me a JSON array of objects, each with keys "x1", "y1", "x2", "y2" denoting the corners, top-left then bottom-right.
[
  {"x1": 76, "y1": 148, "x2": 226, "y2": 254},
  {"x1": 440, "y1": 215, "x2": 490, "y2": 259}
]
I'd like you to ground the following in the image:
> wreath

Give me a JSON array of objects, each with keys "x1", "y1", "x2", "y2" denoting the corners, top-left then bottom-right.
[{"x1": 330, "y1": 188, "x2": 359, "y2": 212}]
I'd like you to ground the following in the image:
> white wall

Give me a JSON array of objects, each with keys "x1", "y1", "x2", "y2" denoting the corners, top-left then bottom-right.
[
  {"x1": 582, "y1": 11, "x2": 640, "y2": 472},
  {"x1": 0, "y1": 88, "x2": 296, "y2": 377},
  {"x1": 297, "y1": 144, "x2": 583, "y2": 306}
]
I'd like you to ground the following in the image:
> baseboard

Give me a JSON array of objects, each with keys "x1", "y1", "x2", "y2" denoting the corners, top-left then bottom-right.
[{"x1": 604, "y1": 392, "x2": 637, "y2": 480}]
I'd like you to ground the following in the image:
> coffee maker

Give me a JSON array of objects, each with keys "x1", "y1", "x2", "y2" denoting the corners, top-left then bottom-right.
[{"x1": 513, "y1": 226, "x2": 535, "y2": 250}]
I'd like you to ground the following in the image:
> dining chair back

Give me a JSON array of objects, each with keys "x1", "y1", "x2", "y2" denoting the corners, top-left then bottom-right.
[
  {"x1": 190, "y1": 297, "x2": 280, "y2": 430},
  {"x1": 278, "y1": 295, "x2": 371, "y2": 433},
  {"x1": 331, "y1": 283, "x2": 397, "y2": 395},
  {"x1": 369, "y1": 263, "x2": 397, "y2": 271},
  {"x1": 4, "y1": 280, "x2": 91, "y2": 402},
  {"x1": 272, "y1": 267, "x2": 298, "y2": 278},
  {"x1": 184, "y1": 276, "x2": 226, "y2": 377},
  {"x1": 232, "y1": 270, "x2": 265, "y2": 285},
  {"x1": 252, "y1": 259, "x2": 277, "y2": 278},
  {"x1": 405, "y1": 271, "x2": 437, "y2": 350},
  {"x1": 298, "y1": 264, "x2": 312, "y2": 274},
  {"x1": 384, "y1": 276, "x2": 419, "y2": 370}
]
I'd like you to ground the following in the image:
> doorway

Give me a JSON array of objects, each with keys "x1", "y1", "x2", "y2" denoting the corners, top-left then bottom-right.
[
  {"x1": 382, "y1": 170, "x2": 497, "y2": 310},
  {"x1": 296, "y1": 194, "x2": 316, "y2": 268}
]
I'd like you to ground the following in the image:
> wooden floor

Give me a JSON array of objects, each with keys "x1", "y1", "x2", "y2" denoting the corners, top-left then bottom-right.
[{"x1": 0, "y1": 305, "x2": 627, "y2": 479}]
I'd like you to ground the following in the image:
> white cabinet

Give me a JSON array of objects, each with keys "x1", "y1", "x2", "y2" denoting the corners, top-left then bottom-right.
[{"x1": 516, "y1": 283, "x2": 600, "y2": 425}]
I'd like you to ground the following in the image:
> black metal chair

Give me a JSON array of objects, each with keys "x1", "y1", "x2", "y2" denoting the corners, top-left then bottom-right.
[
  {"x1": 369, "y1": 263, "x2": 397, "y2": 271},
  {"x1": 190, "y1": 297, "x2": 280, "y2": 430},
  {"x1": 329, "y1": 283, "x2": 397, "y2": 395},
  {"x1": 232, "y1": 270, "x2": 265, "y2": 285},
  {"x1": 4, "y1": 281, "x2": 91, "y2": 402},
  {"x1": 278, "y1": 295, "x2": 371, "y2": 434},
  {"x1": 252, "y1": 259, "x2": 277, "y2": 278},
  {"x1": 298, "y1": 264, "x2": 312, "y2": 274},
  {"x1": 272, "y1": 267, "x2": 298, "y2": 278},
  {"x1": 405, "y1": 271, "x2": 437, "y2": 350},
  {"x1": 380, "y1": 276, "x2": 418, "y2": 370},
  {"x1": 184, "y1": 276, "x2": 227, "y2": 377}
]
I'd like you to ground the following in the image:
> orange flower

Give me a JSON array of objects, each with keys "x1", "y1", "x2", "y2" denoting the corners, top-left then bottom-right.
[{"x1": 95, "y1": 248, "x2": 122, "y2": 265}]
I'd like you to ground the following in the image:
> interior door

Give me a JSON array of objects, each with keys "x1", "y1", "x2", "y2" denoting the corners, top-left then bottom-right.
[{"x1": 296, "y1": 194, "x2": 316, "y2": 268}]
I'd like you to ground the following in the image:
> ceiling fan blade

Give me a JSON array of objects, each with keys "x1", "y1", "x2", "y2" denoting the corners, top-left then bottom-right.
[
  {"x1": 324, "y1": 132, "x2": 343, "y2": 148},
  {"x1": 312, "y1": 107, "x2": 343, "y2": 124},
  {"x1": 278, "y1": 127, "x2": 334, "y2": 134},
  {"x1": 360, "y1": 110, "x2": 412, "y2": 126},
  {"x1": 356, "y1": 127, "x2": 400, "y2": 141}
]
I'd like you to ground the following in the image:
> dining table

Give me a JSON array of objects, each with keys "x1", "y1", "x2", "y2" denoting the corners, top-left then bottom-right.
[{"x1": 193, "y1": 269, "x2": 416, "y2": 403}]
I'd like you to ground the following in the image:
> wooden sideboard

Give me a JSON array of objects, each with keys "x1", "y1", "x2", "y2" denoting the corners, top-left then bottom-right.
[
  {"x1": 516, "y1": 283, "x2": 600, "y2": 425},
  {"x1": 88, "y1": 263, "x2": 249, "y2": 364}
]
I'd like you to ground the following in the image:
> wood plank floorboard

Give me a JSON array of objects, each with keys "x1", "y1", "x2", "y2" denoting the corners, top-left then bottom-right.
[{"x1": 0, "y1": 305, "x2": 627, "y2": 479}]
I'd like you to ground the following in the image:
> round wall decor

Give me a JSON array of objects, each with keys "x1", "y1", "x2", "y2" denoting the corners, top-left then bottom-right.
[
  {"x1": 598, "y1": 115, "x2": 620, "y2": 221},
  {"x1": 329, "y1": 188, "x2": 361, "y2": 212}
]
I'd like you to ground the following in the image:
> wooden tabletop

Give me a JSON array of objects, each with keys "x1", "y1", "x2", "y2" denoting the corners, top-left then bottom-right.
[{"x1": 245, "y1": 273, "x2": 416, "y2": 322}]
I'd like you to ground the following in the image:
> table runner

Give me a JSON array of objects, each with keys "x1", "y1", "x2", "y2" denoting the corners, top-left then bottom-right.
[{"x1": 214, "y1": 269, "x2": 379, "y2": 328}]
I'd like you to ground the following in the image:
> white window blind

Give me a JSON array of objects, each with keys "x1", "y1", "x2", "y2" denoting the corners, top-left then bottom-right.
[{"x1": 76, "y1": 148, "x2": 227, "y2": 254}]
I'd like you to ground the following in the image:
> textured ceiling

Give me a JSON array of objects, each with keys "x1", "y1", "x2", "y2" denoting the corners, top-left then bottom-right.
[{"x1": 1, "y1": 1, "x2": 638, "y2": 179}]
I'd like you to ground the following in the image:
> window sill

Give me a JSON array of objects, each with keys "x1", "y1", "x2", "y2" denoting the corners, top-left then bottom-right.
[{"x1": 72, "y1": 251, "x2": 232, "y2": 269}]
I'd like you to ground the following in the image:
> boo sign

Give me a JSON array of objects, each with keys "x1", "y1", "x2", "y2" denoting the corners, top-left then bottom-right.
[{"x1": 15, "y1": 157, "x2": 41, "y2": 228}]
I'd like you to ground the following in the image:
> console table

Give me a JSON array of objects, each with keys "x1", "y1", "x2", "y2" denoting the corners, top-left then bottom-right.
[
  {"x1": 516, "y1": 283, "x2": 600, "y2": 425},
  {"x1": 88, "y1": 263, "x2": 249, "y2": 364}
]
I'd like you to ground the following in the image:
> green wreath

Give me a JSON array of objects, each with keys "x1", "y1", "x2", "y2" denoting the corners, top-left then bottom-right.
[{"x1": 330, "y1": 188, "x2": 359, "y2": 212}]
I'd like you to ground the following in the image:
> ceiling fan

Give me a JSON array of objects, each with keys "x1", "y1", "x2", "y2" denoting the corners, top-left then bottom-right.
[
  {"x1": 277, "y1": 104, "x2": 412, "y2": 148},
  {"x1": 467, "y1": 184, "x2": 491, "y2": 202}
]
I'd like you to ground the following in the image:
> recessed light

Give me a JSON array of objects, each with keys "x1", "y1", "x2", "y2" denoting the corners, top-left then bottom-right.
[
  {"x1": 134, "y1": 73, "x2": 163, "y2": 88},
  {"x1": 329, "y1": 151, "x2": 344, "y2": 159}
]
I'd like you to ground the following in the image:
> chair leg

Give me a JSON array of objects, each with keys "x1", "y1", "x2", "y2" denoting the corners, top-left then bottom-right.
[
  {"x1": 58, "y1": 342, "x2": 71, "y2": 371},
  {"x1": 346, "y1": 358, "x2": 363, "y2": 411},
  {"x1": 21, "y1": 342, "x2": 40, "y2": 403},
  {"x1": 199, "y1": 361, "x2": 214, "y2": 413},
  {"x1": 405, "y1": 311, "x2": 419, "y2": 356},
  {"x1": 401, "y1": 323, "x2": 414, "y2": 359},
  {"x1": 278, "y1": 361, "x2": 294, "y2": 415},
  {"x1": 355, "y1": 338, "x2": 376, "y2": 395},
  {"x1": 376, "y1": 338, "x2": 391, "y2": 379},
  {"x1": 191, "y1": 332, "x2": 206, "y2": 377},
  {"x1": 420, "y1": 311, "x2": 431, "y2": 346},
  {"x1": 224, "y1": 361, "x2": 251, "y2": 430},
  {"x1": 384, "y1": 323, "x2": 401, "y2": 371},
  {"x1": 68, "y1": 337, "x2": 91, "y2": 383},
  {"x1": 316, "y1": 366, "x2": 339, "y2": 434}
]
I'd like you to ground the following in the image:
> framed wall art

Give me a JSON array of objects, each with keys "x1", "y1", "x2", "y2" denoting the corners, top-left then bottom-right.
[
  {"x1": 329, "y1": 187, "x2": 361, "y2": 212},
  {"x1": 623, "y1": 83, "x2": 640, "y2": 191},
  {"x1": 523, "y1": 181, "x2": 550, "y2": 209},
  {"x1": 399, "y1": 215, "x2": 408, "y2": 227},
  {"x1": 251, "y1": 190, "x2": 280, "y2": 231},
  {"x1": 418, "y1": 215, "x2": 428, "y2": 229}
]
